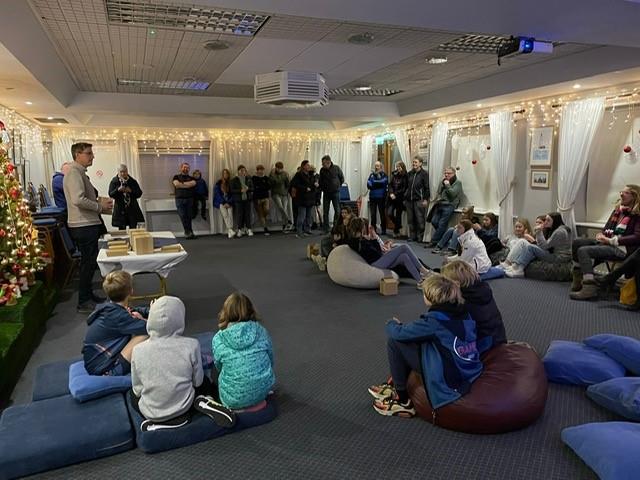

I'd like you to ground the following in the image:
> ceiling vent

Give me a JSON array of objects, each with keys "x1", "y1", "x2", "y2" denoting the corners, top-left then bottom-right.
[
  {"x1": 438, "y1": 34, "x2": 511, "y2": 54},
  {"x1": 330, "y1": 88, "x2": 402, "y2": 97},
  {"x1": 117, "y1": 78, "x2": 210, "y2": 90},
  {"x1": 35, "y1": 117, "x2": 68, "y2": 124},
  {"x1": 105, "y1": 0, "x2": 269, "y2": 36},
  {"x1": 254, "y1": 71, "x2": 328, "y2": 107}
]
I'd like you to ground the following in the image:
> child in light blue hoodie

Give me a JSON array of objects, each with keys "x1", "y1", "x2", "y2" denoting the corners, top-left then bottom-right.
[{"x1": 213, "y1": 292, "x2": 275, "y2": 410}]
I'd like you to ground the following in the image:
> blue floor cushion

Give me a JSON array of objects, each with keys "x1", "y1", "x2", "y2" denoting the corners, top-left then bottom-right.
[
  {"x1": 32, "y1": 357, "x2": 80, "y2": 401},
  {"x1": 192, "y1": 331, "x2": 214, "y2": 370},
  {"x1": 126, "y1": 393, "x2": 278, "y2": 453},
  {"x1": 543, "y1": 341, "x2": 626, "y2": 385},
  {"x1": 586, "y1": 377, "x2": 640, "y2": 421},
  {"x1": 562, "y1": 422, "x2": 640, "y2": 480},
  {"x1": 69, "y1": 361, "x2": 132, "y2": 403},
  {"x1": 479, "y1": 266, "x2": 504, "y2": 281},
  {"x1": 584, "y1": 334, "x2": 640, "y2": 375},
  {"x1": 0, "y1": 393, "x2": 134, "y2": 480}
]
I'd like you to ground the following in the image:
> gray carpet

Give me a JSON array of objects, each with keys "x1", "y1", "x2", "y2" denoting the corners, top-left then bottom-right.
[{"x1": 9, "y1": 233, "x2": 640, "y2": 479}]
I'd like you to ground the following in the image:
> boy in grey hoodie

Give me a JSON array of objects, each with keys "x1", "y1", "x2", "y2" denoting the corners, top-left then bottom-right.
[{"x1": 130, "y1": 296, "x2": 235, "y2": 431}]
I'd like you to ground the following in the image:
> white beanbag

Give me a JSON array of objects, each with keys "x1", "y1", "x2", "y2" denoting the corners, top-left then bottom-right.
[{"x1": 327, "y1": 245, "x2": 398, "y2": 289}]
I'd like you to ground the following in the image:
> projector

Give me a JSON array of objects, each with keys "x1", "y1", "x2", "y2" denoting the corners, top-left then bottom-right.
[{"x1": 497, "y1": 36, "x2": 553, "y2": 64}]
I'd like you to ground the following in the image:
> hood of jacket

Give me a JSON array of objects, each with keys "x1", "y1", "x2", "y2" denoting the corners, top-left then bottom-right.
[
  {"x1": 86, "y1": 302, "x2": 127, "y2": 325},
  {"x1": 216, "y1": 321, "x2": 260, "y2": 351},
  {"x1": 461, "y1": 281, "x2": 492, "y2": 306},
  {"x1": 146, "y1": 295, "x2": 185, "y2": 338},
  {"x1": 459, "y1": 228, "x2": 476, "y2": 244}
]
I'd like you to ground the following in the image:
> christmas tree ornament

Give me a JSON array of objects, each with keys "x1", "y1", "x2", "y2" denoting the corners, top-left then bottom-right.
[
  {"x1": 472, "y1": 159, "x2": 478, "y2": 165},
  {"x1": 623, "y1": 145, "x2": 632, "y2": 153},
  {"x1": 486, "y1": 145, "x2": 491, "y2": 150}
]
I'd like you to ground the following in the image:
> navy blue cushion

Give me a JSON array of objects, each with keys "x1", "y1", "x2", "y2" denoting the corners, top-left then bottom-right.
[
  {"x1": 584, "y1": 334, "x2": 640, "y2": 375},
  {"x1": 68, "y1": 361, "x2": 132, "y2": 403},
  {"x1": 586, "y1": 377, "x2": 640, "y2": 421},
  {"x1": 126, "y1": 393, "x2": 278, "y2": 453},
  {"x1": 32, "y1": 357, "x2": 81, "y2": 401},
  {"x1": 191, "y1": 331, "x2": 214, "y2": 370},
  {"x1": 543, "y1": 340, "x2": 626, "y2": 385},
  {"x1": 0, "y1": 394, "x2": 134, "y2": 479},
  {"x1": 479, "y1": 266, "x2": 504, "y2": 281},
  {"x1": 562, "y1": 422, "x2": 640, "y2": 480}
]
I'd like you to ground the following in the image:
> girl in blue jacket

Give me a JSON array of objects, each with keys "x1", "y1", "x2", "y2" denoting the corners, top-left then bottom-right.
[
  {"x1": 368, "y1": 274, "x2": 482, "y2": 417},
  {"x1": 212, "y1": 292, "x2": 275, "y2": 409}
]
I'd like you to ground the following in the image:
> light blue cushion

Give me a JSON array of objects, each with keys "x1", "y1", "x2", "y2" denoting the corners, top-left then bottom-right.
[
  {"x1": 586, "y1": 377, "x2": 640, "y2": 421},
  {"x1": 542, "y1": 341, "x2": 626, "y2": 385},
  {"x1": 562, "y1": 422, "x2": 640, "y2": 480},
  {"x1": 68, "y1": 361, "x2": 132, "y2": 403},
  {"x1": 479, "y1": 266, "x2": 504, "y2": 281},
  {"x1": 584, "y1": 334, "x2": 640, "y2": 375}
]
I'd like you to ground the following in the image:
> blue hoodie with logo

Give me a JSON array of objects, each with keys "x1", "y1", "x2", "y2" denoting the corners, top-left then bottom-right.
[
  {"x1": 82, "y1": 303, "x2": 149, "y2": 375},
  {"x1": 213, "y1": 321, "x2": 275, "y2": 409},
  {"x1": 385, "y1": 302, "x2": 482, "y2": 409}
]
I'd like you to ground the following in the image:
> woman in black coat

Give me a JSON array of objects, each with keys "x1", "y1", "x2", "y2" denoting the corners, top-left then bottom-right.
[{"x1": 108, "y1": 164, "x2": 144, "y2": 230}]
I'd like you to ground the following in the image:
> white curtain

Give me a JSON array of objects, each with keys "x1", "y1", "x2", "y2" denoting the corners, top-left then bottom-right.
[
  {"x1": 52, "y1": 132, "x2": 73, "y2": 173},
  {"x1": 489, "y1": 111, "x2": 516, "y2": 240},
  {"x1": 359, "y1": 135, "x2": 375, "y2": 218},
  {"x1": 393, "y1": 128, "x2": 411, "y2": 165},
  {"x1": 117, "y1": 136, "x2": 143, "y2": 215},
  {"x1": 557, "y1": 97, "x2": 606, "y2": 234},
  {"x1": 270, "y1": 139, "x2": 308, "y2": 173},
  {"x1": 428, "y1": 122, "x2": 449, "y2": 201}
]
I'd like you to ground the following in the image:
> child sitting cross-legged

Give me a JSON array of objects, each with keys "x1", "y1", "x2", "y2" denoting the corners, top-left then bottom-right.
[
  {"x1": 82, "y1": 271, "x2": 149, "y2": 376},
  {"x1": 130, "y1": 296, "x2": 235, "y2": 431},
  {"x1": 369, "y1": 274, "x2": 482, "y2": 417},
  {"x1": 213, "y1": 292, "x2": 275, "y2": 410}
]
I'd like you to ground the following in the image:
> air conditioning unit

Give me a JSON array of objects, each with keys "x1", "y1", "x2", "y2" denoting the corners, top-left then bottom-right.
[{"x1": 254, "y1": 71, "x2": 329, "y2": 107}]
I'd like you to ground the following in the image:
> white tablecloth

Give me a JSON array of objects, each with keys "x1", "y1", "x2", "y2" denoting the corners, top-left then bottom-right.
[{"x1": 97, "y1": 231, "x2": 188, "y2": 278}]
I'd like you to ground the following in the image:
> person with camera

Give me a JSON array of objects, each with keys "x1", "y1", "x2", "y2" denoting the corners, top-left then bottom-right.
[{"x1": 108, "y1": 164, "x2": 144, "y2": 230}]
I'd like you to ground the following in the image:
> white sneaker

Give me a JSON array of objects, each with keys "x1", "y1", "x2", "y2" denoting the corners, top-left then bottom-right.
[
  {"x1": 247, "y1": 229, "x2": 254, "y2": 237},
  {"x1": 505, "y1": 264, "x2": 525, "y2": 278},
  {"x1": 498, "y1": 261, "x2": 511, "y2": 270},
  {"x1": 227, "y1": 229, "x2": 235, "y2": 239},
  {"x1": 318, "y1": 257, "x2": 327, "y2": 271},
  {"x1": 236, "y1": 230, "x2": 243, "y2": 238}
]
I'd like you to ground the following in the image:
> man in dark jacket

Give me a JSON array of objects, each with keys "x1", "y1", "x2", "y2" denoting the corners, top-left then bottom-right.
[
  {"x1": 52, "y1": 162, "x2": 72, "y2": 211},
  {"x1": 404, "y1": 156, "x2": 430, "y2": 242},
  {"x1": 108, "y1": 164, "x2": 145, "y2": 230},
  {"x1": 172, "y1": 162, "x2": 196, "y2": 239},
  {"x1": 230, "y1": 165, "x2": 254, "y2": 237},
  {"x1": 291, "y1": 160, "x2": 318, "y2": 237},
  {"x1": 319, "y1": 155, "x2": 344, "y2": 233}
]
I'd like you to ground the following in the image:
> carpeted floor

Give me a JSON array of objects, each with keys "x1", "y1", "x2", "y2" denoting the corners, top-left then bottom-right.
[{"x1": 9, "y1": 233, "x2": 640, "y2": 479}]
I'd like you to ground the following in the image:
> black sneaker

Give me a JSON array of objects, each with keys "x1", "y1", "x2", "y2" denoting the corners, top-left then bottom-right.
[
  {"x1": 193, "y1": 395, "x2": 236, "y2": 428},
  {"x1": 431, "y1": 247, "x2": 443, "y2": 254},
  {"x1": 264, "y1": 227, "x2": 271, "y2": 236},
  {"x1": 77, "y1": 300, "x2": 97, "y2": 314},
  {"x1": 140, "y1": 414, "x2": 190, "y2": 432},
  {"x1": 185, "y1": 232, "x2": 196, "y2": 240}
]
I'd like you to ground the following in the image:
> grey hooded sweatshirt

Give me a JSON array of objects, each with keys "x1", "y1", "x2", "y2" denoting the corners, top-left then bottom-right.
[{"x1": 131, "y1": 296, "x2": 203, "y2": 422}]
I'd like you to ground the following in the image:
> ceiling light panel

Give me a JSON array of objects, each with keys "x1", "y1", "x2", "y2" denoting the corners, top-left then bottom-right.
[
  {"x1": 117, "y1": 78, "x2": 210, "y2": 90},
  {"x1": 105, "y1": 0, "x2": 269, "y2": 36},
  {"x1": 437, "y1": 34, "x2": 512, "y2": 54},
  {"x1": 329, "y1": 88, "x2": 402, "y2": 97}
]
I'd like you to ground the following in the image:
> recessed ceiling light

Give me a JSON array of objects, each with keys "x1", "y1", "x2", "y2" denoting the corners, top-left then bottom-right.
[
  {"x1": 203, "y1": 39, "x2": 229, "y2": 50},
  {"x1": 348, "y1": 32, "x2": 374, "y2": 45},
  {"x1": 426, "y1": 56, "x2": 448, "y2": 64},
  {"x1": 354, "y1": 86, "x2": 372, "y2": 91},
  {"x1": 25, "y1": 101, "x2": 33, "y2": 105},
  {"x1": 56, "y1": 122, "x2": 62, "y2": 125},
  {"x1": 432, "y1": 112, "x2": 438, "y2": 116},
  {"x1": 47, "y1": 116, "x2": 53, "y2": 120},
  {"x1": 573, "y1": 83, "x2": 581, "y2": 89},
  {"x1": 476, "y1": 103, "x2": 483, "y2": 107}
]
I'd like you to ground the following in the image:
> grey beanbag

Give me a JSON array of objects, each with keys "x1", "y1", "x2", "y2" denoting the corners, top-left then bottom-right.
[{"x1": 327, "y1": 245, "x2": 398, "y2": 289}]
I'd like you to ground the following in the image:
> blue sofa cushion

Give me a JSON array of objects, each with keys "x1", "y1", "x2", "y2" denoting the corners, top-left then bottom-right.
[
  {"x1": 584, "y1": 334, "x2": 640, "y2": 376},
  {"x1": 479, "y1": 266, "x2": 504, "y2": 281},
  {"x1": 126, "y1": 393, "x2": 278, "y2": 453},
  {"x1": 562, "y1": 422, "x2": 640, "y2": 480},
  {"x1": 32, "y1": 357, "x2": 81, "y2": 401},
  {"x1": 543, "y1": 340, "x2": 626, "y2": 385},
  {"x1": 0, "y1": 393, "x2": 134, "y2": 480},
  {"x1": 586, "y1": 377, "x2": 640, "y2": 421},
  {"x1": 68, "y1": 361, "x2": 132, "y2": 403},
  {"x1": 192, "y1": 331, "x2": 214, "y2": 370}
]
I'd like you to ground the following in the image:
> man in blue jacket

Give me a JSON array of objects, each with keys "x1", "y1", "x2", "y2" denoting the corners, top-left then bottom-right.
[
  {"x1": 367, "y1": 161, "x2": 388, "y2": 235},
  {"x1": 51, "y1": 161, "x2": 72, "y2": 211},
  {"x1": 319, "y1": 155, "x2": 344, "y2": 234}
]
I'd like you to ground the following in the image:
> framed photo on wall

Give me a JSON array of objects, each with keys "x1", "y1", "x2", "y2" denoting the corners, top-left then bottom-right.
[
  {"x1": 530, "y1": 126, "x2": 553, "y2": 167},
  {"x1": 530, "y1": 169, "x2": 551, "y2": 189}
]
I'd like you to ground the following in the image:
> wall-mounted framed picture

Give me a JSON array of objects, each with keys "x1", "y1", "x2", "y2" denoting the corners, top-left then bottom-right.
[
  {"x1": 530, "y1": 126, "x2": 553, "y2": 167},
  {"x1": 530, "y1": 169, "x2": 551, "y2": 189}
]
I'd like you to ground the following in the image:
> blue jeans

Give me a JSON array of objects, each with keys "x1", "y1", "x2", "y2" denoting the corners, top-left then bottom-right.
[
  {"x1": 507, "y1": 240, "x2": 551, "y2": 266},
  {"x1": 436, "y1": 227, "x2": 459, "y2": 251},
  {"x1": 430, "y1": 204, "x2": 455, "y2": 243},
  {"x1": 297, "y1": 205, "x2": 313, "y2": 234},
  {"x1": 387, "y1": 338, "x2": 421, "y2": 392},
  {"x1": 372, "y1": 244, "x2": 424, "y2": 281},
  {"x1": 322, "y1": 191, "x2": 341, "y2": 232},
  {"x1": 175, "y1": 198, "x2": 194, "y2": 235}
]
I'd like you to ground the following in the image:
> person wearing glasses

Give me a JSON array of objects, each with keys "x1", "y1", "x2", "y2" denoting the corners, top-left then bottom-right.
[{"x1": 63, "y1": 142, "x2": 114, "y2": 313}]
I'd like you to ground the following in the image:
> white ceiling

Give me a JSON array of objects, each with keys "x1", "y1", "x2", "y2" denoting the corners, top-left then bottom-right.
[{"x1": 0, "y1": 0, "x2": 639, "y2": 129}]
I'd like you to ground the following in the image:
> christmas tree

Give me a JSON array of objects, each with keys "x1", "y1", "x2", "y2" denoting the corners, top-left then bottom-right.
[{"x1": 0, "y1": 135, "x2": 44, "y2": 306}]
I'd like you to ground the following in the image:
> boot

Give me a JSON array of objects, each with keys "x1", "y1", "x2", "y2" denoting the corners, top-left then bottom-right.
[
  {"x1": 594, "y1": 273, "x2": 616, "y2": 293},
  {"x1": 570, "y1": 268, "x2": 583, "y2": 292},
  {"x1": 569, "y1": 280, "x2": 599, "y2": 301}
]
